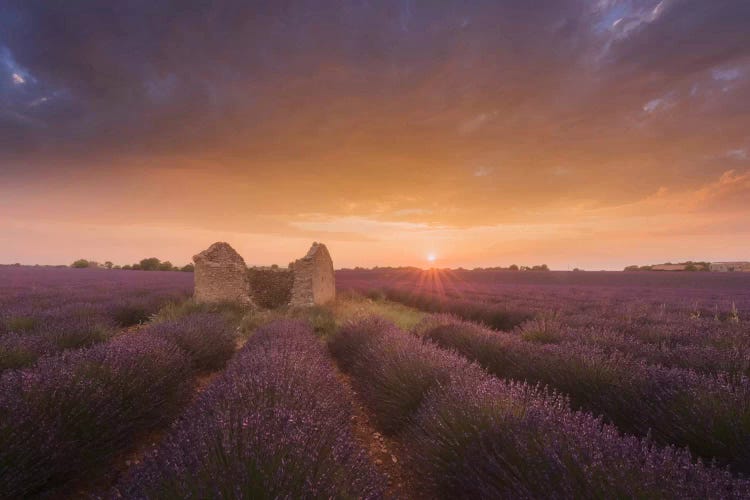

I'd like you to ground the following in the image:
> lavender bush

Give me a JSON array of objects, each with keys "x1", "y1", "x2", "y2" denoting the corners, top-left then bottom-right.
[
  {"x1": 0, "y1": 334, "x2": 192, "y2": 498},
  {"x1": 411, "y1": 372, "x2": 749, "y2": 498},
  {"x1": 333, "y1": 316, "x2": 750, "y2": 498},
  {"x1": 417, "y1": 314, "x2": 750, "y2": 473},
  {"x1": 554, "y1": 326, "x2": 750, "y2": 379},
  {"x1": 115, "y1": 320, "x2": 383, "y2": 499},
  {"x1": 330, "y1": 316, "x2": 469, "y2": 433},
  {"x1": 145, "y1": 313, "x2": 236, "y2": 371},
  {"x1": 0, "y1": 332, "x2": 53, "y2": 371}
]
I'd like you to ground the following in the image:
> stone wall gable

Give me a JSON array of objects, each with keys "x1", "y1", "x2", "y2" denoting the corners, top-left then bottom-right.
[
  {"x1": 193, "y1": 242, "x2": 253, "y2": 305},
  {"x1": 289, "y1": 242, "x2": 336, "y2": 306}
]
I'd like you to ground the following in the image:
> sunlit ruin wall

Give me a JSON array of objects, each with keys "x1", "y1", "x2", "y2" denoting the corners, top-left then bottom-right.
[
  {"x1": 193, "y1": 242, "x2": 254, "y2": 306},
  {"x1": 289, "y1": 242, "x2": 336, "y2": 307},
  {"x1": 193, "y1": 241, "x2": 335, "y2": 308}
]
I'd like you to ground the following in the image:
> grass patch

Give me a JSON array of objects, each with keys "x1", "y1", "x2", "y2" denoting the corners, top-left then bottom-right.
[
  {"x1": 153, "y1": 299, "x2": 249, "y2": 326},
  {"x1": 5, "y1": 316, "x2": 38, "y2": 333},
  {"x1": 327, "y1": 294, "x2": 425, "y2": 332}
]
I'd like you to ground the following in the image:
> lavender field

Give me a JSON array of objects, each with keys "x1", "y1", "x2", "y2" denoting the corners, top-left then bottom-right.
[{"x1": 3, "y1": 265, "x2": 750, "y2": 498}]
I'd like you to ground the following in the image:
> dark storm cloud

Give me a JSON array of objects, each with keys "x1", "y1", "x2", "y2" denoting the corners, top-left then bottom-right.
[
  {"x1": 604, "y1": 0, "x2": 750, "y2": 80},
  {"x1": 0, "y1": 1, "x2": 590, "y2": 158},
  {"x1": 0, "y1": 0, "x2": 748, "y2": 173}
]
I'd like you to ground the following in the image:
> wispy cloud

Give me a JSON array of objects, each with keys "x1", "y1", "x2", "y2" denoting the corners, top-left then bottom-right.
[
  {"x1": 473, "y1": 166, "x2": 494, "y2": 177},
  {"x1": 712, "y1": 67, "x2": 742, "y2": 82},
  {"x1": 726, "y1": 149, "x2": 748, "y2": 161},
  {"x1": 459, "y1": 111, "x2": 498, "y2": 135}
]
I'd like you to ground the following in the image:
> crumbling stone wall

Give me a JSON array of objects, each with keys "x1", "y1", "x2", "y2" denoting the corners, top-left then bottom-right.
[
  {"x1": 289, "y1": 242, "x2": 336, "y2": 306},
  {"x1": 247, "y1": 268, "x2": 295, "y2": 309},
  {"x1": 192, "y1": 242, "x2": 253, "y2": 305},
  {"x1": 193, "y1": 241, "x2": 335, "y2": 308}
]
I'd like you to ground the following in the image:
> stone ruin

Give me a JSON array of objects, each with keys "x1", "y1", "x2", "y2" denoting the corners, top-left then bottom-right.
[
  {"x1": 192, "y1": 242, "x2": 253, "y2": 306},
  {"x1": 289, "y1": 242, "x2": 336, "y2": 307},
  {"x1": 192, "y1": 241, "x2": 336, "y2": 308}
]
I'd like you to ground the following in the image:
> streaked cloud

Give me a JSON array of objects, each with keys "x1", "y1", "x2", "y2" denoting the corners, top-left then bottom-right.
[
  {"x1": 473, "y1": 166, "x2": 494, "y2": 177},
  {"x1": 713, "y1": 67, "x2": 742, "y2": 82},
  {"x1": 726, "y1": 149, "x2": 748, "y2": 161}
]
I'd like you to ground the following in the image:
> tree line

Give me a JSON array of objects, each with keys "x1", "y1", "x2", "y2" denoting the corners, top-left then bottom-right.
[
  {"x1": 623, "y1": 261, "x2": 710, "y2": 272},
  {"x1": 71, "y1": 258, "x2": 194, "y2": 272}
]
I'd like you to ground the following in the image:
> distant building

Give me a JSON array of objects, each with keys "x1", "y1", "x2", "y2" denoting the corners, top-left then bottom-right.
[
  {"x1": 709, "y1": 262, "x2": 750, "y2": 272},
  {"x1": 651, "y1": 264, "x2": 688, "y2": 271}
]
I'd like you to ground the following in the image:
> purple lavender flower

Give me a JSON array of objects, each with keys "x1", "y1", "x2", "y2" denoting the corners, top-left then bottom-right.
[
  {"x1": 116, "y1": 320, "x2": 383, "y2": 499},
  {"x1": 0, "y1": 333, "x2": 192, "y2": 498},
  {"x1": 145, "y1": 313, "x2": 236, "y2": 371}
]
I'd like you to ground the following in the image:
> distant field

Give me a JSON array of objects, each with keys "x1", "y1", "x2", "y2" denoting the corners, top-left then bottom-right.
[
  {"x1": 0, "y1": 266, "x2": 193, "y2": 371},
  {"x1": 336, "y1": 268, "x2": 750, "y2": 329}
]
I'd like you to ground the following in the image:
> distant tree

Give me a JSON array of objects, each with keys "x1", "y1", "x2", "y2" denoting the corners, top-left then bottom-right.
[
  {"x1": 270, "y1": 264, "x2": 279, "y2": 270},
  {"x1": 180, "y1": 263, "x2": 195, "y2": 272},
  {"x1": 624, "y1": 265, "x2": 639, "y2": 272},
  {"x1": 685, "y1": 264, "x2": 698, "y2": 272},
  {"x1": 157, "y1": 261, "x2": 174, "y2": 271},
  {"x1": 573, "y1": 268, "x2": 583, "y2": 272},
  {"x1": 71, "y1": 259, "x2": 90, "y2": 269},
  {"x1": 509, "y1": 264, "x2": 519, "y2": 271},
  {"x1": 122, "y1": 264, "x2": 132, "y2": 270},
  {"x1": 104, "y1": 261, "x2": 113, "y2": 269},
  {"x1": 113, "y1": 265, "x2": 122, "y2": 270},
  {"x1": 132, "y1": 263, "x2": 142, "y2": 270},
  {"x1": 139, "y1": 258, "x2": 161, "y2": 271},
  {"x1": 531, "y1": 264, "x2": 550, "y2": 271}
]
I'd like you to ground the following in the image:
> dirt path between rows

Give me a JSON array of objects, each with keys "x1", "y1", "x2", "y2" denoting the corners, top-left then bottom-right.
[{"x1": 332, "y1": 367, "x2": 426, "y2": 500}]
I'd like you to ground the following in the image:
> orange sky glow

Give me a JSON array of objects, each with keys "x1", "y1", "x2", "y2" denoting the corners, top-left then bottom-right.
[{"x1": 1, "y1": 1, "x2": 749, "y2": 270}]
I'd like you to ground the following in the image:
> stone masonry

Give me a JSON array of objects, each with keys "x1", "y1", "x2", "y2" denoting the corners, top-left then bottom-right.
[
  {"x1": 192, "y1": 242, "x2": 254, "y2": 305},
  {"x1": 289, "y1": 242, "x2": 336, "y2": 307},
  {"x1": 192, "y1": 241, "x2": 336, "y2": 307}
]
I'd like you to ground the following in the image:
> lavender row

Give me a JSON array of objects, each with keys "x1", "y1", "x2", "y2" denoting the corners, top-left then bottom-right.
[
  {"x1": 352, "y1": 277, "x2": 750, "y2": 378},
  {"x1": 0, "y1": 293, "x2": 187, "y2": 337},
  {"x1": 115, "y1": 320, "x2": 383, "y2": 499},
  {"x1": 0, "y1": 267, "x2": 191, "y2": 332},
  {"x1": 373, "y1": 285, "x2": 749, "y2": 342},
  {"x1": 0, "y1": 312, "x2": 236, "y2": 498},
  {"x1": 336, "y1": 269, "x2": 750, "y2": 349},
  {"x1": 329, "y1": 316, "x2": 750, "y2": 498},
  {"x1": 518, "y1": 318, "x2": 750, "y2": 378},
  {"x1": 367, "y1": 284, "x2": 750, "y2": 380},
  {"x1": 0, "y1": 268, "x2": 194, "y2": 370},
  {"x1": 417, "y1": 314, "x2": 750, "y2": 473},
  {"x1": 0, "y1": 303, "x2": 119, "y2": 371}
]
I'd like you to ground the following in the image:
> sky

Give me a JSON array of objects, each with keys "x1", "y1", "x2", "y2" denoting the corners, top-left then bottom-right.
[{"x1": 1, "y1": 0, "x2": 749, "y2": 270}]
